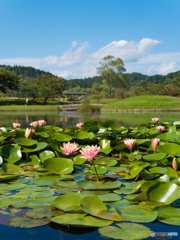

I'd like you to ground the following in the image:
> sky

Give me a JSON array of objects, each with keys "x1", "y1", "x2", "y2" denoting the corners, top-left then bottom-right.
[{"x1": 0, "y1": 0, "x2": 180, "y2": 79}]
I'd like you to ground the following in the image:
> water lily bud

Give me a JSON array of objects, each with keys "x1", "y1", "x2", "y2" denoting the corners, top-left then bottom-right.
[
  {"x1": 172, "y1": 157, "x2": 179, "y2": 171},
  {"x1": 124, "y1": 139, "x2": 136, "y2": 151},
  {"x1": 25, "y1": 128, "x2": 35, "y2": 138},
  {"x1": 151, "y1": 138, "x2": 160, "y2": 151},
  {"x1": 152, "y1": 118, "x2": 160, "y2": 124}
]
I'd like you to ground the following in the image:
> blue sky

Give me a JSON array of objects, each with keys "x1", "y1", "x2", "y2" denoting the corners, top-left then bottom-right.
[{"x1": 0, "y1": 0, "x2": 180, "y2": 79}]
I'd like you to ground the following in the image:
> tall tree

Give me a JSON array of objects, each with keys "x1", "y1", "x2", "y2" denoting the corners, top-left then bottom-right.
[
  {"x1": 36, "y1": 74, "x2": 65, "y2": 104},
  {"x1": 0, "y1": 68, "x2": 21, "y2": 93},
  {"x1": 97, "y1": 55, "x2": 126, "y2": 98}
]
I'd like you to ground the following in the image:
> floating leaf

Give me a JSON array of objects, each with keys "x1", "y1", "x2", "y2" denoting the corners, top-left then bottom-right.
[
  {"x1": 77, "y1": 180, "x2": 121, "y2": 190},
  {"x1": 14, "y1": 138, "x2": 38, "y2": 146},
  {"x1": 99, "y1": 223, "x2": 151, "y2": 240},
  {"x1": 51, "y1": 213, "x2": 112, "y2": 227},
  {"x1": 43, "y1": 158, "x2": 73, "y2": 175},
  {"x1": 39, "y1": 150, "x2": 55, "y2": 163},
  {"x1": 2, "y1": 163, "x2": 23, "y2": 175},
  {"x1": 9, "y1": 215, "x2": 50, "y2": 228}
]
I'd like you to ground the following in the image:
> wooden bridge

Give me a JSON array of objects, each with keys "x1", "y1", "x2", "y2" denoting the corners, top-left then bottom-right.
[{"x1": 59, "y1": 104, "x2": 107, "y2": 111}]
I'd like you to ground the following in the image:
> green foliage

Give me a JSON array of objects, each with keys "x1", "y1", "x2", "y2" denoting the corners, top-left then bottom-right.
[
  {"x1": 0, "y1": 68, "x2": 21, "y2": 93},
  {"x1": 97, "y1": 55, "x2": 126, "y2": 98}
]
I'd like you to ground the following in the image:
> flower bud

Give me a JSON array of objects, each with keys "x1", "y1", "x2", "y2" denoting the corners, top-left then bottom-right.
[
  {"x1": 25, "y1": 128, "x2": 35, "y2": 138},
  {"x1": 172, "y1": 157, "x2": 179, "y2": 171}
]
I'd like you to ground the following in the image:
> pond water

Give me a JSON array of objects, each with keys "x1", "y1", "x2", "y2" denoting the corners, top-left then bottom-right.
[
  {"x1": 1, "y1": 110, "x2": 180, "y2": 240},
  {"x1": 1, "y1": 111, "x2": 180, "y2": 129}
]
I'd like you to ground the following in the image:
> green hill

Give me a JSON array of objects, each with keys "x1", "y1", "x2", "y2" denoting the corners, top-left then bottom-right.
[{"x1": 102, "y1": 95, "x2": 180, "y2": 110}]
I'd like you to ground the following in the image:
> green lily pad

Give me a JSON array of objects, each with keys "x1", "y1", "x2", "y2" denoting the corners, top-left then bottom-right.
[
  {"x1": 43, "y1": 158, "x2": 74, "y2": 175},
  {"x1": 51, "y1": 132, "x2": 73, "y2": 142},
  {"x1": 26, "y1": 206, "x2": 64, "y2": 219},
  {"x1": 99, "y1": 223, "x2": 151, "y2": 240},
  {"x1": 115, "y1": 205, "x2": 158, "y2": 223},
  {"x1": 149, "y1": 182, "x2": 180, "y2": 204},
  {"x1": 2, "y1": 163, "x2": 23, "y2": 175},
  {"x1": 14, "y1": 138, "x2": 38, "y2": 146},
  {"x1": 157, "y1": 142, "x2": 180, "y2": 155},
  {"x1": 90, "y1": 165, "x2": 107, "y2": 174},
  {"x1": 80, "y1": 195, "x2": 123, "y2": 221},
  {"x1": 9, "y1": 215, "x2": 50, "y2": 228},
  {"x1": 159, "y1": 217, "x2": 180, "y2": 226},
  {"x1": 77, "y1": 180, "x2": 121, "y2": 190},
  {"x1": 143, "y1": 153, "x2": 167, "y2": 161},
  {"x1": 51, "y1": 213, "x2": 113, "y2": 227},
  {"x1": 39, "y1": 150, "x2": 55, "y2": 163},
  {"x1": 2, "y1": 144, "x2": 22, "y2": 163},
  {"x1": 51, "y1": 192, "x2": 83, "y2": 213},
  {"x1": 21, "y1": 142, "x2": 48, "y2": 153}
]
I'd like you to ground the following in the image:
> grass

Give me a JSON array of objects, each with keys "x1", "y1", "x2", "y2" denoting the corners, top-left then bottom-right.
[
  {"x1": 90, "y1": 98, "x2": 118, "y2": 104},
  {"x1": 102, "y1": 95, "x2": 180, "y2": 110},
  {"x1": 0, "y1": 98, "x2": 73, "y2": 111}
]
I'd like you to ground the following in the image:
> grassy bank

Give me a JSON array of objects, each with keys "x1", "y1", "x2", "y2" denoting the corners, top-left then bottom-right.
[
  {"x1": 90, "y1": 98, "x2": 118, "y2": 104},
  {"x1": 0, "y1": 98, "x2": 72, "y2": 111},
  {"x1": 102, "y1": 95, "x2": 180, "y2": 110}
]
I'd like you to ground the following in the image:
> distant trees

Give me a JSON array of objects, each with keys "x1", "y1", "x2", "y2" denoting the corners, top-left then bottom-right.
[
  {"x1": 0, "y1": 68, "x2": 21, "y2": 93},
  {"x1": 35, "y1": 74, "x2": 65, "y2": 104},
  {"x1": 97, "y1": 55, "x2": 126, "y2": 98}
]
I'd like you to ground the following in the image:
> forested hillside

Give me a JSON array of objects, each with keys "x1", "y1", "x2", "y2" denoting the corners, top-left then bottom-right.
[{"x1": 0, "y1": 65, "x2": 53, "y2": 79}]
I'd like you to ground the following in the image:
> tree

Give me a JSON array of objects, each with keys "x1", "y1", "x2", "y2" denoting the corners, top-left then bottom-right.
[
  {"x1": 97, "y1": 55, "x2": 126, "y2": 98},
  {"x1": 0, "y1": 68, "x2": 21, "y2": 93},
  {"x1": 36, "y1": 74, "x2": 65, "y2": 104}
]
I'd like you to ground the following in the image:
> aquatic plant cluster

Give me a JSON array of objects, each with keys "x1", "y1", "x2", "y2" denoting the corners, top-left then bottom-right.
[{"x1": 0, "y1": 118, "x2": 180, "y2": 239}]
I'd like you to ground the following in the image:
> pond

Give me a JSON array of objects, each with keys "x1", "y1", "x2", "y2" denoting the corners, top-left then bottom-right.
[
  {"x1": 1, "y1": 111, "x2": 180, "y2": 240},
  {"x1": 1, "y1": 111, "x2": 180, "y2": 128}
]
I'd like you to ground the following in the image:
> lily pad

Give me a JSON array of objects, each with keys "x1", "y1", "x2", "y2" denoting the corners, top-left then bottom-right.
[
  {"x1": 9, "y1": 215, "x2": 50, "y2": 228},
  {"x1": 99, "y1": 223, "x2": 151, "y2": 240},
  {"x1": 77, "y1": 180, "x2": 121, "y2": 190},
  {"x1": 43, "y1": 158, "x2": 74, "y2": 175},
  {"x1": 51, "y1": 213, "x2": 113, "y2": 227}
]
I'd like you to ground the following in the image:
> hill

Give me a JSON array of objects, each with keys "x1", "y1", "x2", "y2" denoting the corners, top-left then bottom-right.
[
  {"x1": 102, "y1": 95, "x2": 180, "y2": 110},
  {"x1": 1, "y1": 64, "x2": 180, "y2": 90}
]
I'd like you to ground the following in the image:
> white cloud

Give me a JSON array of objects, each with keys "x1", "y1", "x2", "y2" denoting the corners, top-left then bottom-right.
[{"x1": 0, "y1": 38, "x2": 180, "y2": 78}]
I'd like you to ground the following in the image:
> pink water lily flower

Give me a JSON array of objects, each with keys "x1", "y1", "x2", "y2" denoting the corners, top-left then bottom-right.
[
  {"x1": 13, "y1": 123, "x2": 21, "y2": 129},
  {"x1": 76, "y1": 123, "x2": 84, "y2": 128},
  {"x1": 25, "y1": 128, "x2": 35, "y2": 138},
  {"x1": 172, "y1": 157, "x2": 179, "y2": 171},
  {"x1": 124, "y1": 139, "x2": 136, "y2": 150},
  {"x1": 151, "y1": 138, "x2": 160, "y2": 152},
  {"x1": 60, "y1": 142, "x2": 80, "y2": 155},
  {"x1": 156, "y1": 126, "x2": 165, "y2": 131},
  {"x1": 80, "y1": 145, "x2": 101, "y2": 161},
  {"x1": 38, "y1": 120, "x2": 46, "y2": 126},
  {"x1": 152, "y1": 118, "x2": 160, "y2": 124},
  {"x1": 29, "y1": 121, "x2": 39, "y2": 127}
]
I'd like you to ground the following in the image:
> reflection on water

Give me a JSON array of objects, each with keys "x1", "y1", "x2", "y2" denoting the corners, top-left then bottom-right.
[{"x1": 1, "y1": 111, "x2": 180, "y2": 128}]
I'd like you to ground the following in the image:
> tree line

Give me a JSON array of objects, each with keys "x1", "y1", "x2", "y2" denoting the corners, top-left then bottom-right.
[{"x1": 0, "y1": 58, "x2": 180, "y2": 103}]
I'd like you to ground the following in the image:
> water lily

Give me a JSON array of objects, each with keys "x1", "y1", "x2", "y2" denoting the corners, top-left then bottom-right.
[
  {"x1": 29, "y1": 121, "x2": 39, "y2": 127},
  {"x1": 25, "y1": 128, "x2": 35, "y2": 138},
  {"x1": 38, "y1": 120, "x2": 46, "y2": 126},
  {"x1": 76, "y1": 123, "x2": 84, "y2": 128},
  {"x1": 60, "y1": 142, "x2": 80, "y2": 155},
  {"x1": 80, "y1": 145, "x2": 101, "y2": 161},
  {"x1": 80, "y1": 145, "x2": 101, "y2": 181},
  {"x1": 124, "y1": 138, "x2": 136, "y2": 160},
  {"x1": 151, "y1": 138, "x2": 160, "y2": 153},
  {"x1": 124, "y1": 138, "x2": 136, "y2": 150},
  {"x1": 156, "y1": 126, "x2": 165, "y2": 131},
  {"x1": 152, "y1": 118, "x2": 160, "y2": 124},
  {"x1": 13, "y1": 123, "x2": 21, "y2": 129},
  {"x1": 172, "y1": 157, "x2": 179, "y2": 171}
]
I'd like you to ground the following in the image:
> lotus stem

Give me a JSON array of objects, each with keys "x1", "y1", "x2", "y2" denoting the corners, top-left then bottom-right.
[
  {"x1": 92, "y1": 159, "x2": 99, "y2": 181},
  {"x1": 130, "y1": 150, "x2": 134, "y2": 160},
  {"x1": 55, "y1": 151, "x2": 60, "y2": 157}
]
